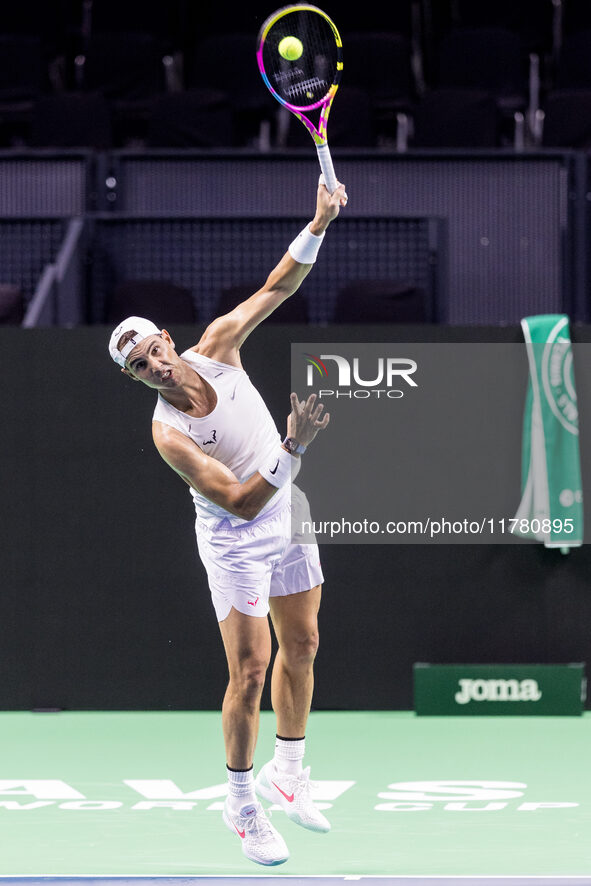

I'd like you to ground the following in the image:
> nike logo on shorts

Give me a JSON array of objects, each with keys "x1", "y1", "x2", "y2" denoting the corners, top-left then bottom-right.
[{"x1": 269, "y1": 460, "x2": 279, "y2": 475}]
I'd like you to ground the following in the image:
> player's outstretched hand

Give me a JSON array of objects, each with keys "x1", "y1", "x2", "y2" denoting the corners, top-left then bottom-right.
[
  {"x1": 287, "y1": 392, "x2": 330, "y2": 448},
  {"x1": 310, "y1": 175, "x2": 348, "y2": 235}
]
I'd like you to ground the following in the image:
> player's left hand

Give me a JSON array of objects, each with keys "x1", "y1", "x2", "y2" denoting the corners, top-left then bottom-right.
[{"x1": 287, "y1": 392, "x2": 330, "y2": 448}]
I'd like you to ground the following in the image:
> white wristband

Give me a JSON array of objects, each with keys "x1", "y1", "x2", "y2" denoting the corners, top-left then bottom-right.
[
  {"x1": 288, "y1": 223, "x2": 325, "y2": 264},
  {"x1": 259, "y1": 445, "x2": 301, "y2": 488}
]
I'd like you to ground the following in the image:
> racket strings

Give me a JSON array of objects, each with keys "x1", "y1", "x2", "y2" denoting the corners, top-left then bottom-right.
[{"x1": 261, "y1": 10, "x2": 339, "y2": 108}]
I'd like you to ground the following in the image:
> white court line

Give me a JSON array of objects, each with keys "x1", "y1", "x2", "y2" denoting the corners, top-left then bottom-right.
[
  {"x1": 0, "y1": 877, "x2": 590, "y2": 883},
  {"x1": 0, "y1": 878, "x2": 591, "y2": 884}
]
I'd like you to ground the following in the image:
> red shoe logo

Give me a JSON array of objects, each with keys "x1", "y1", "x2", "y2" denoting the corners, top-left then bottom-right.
[
  {"x1": 247, "y1": 597, "x2": 259, "y2": 606},
  {"x1": 272, "y1": 781, "x2": 295, "y2": 803},
  {"x1": 233, "y1": 824, "x2": 246, "y2": 839}
]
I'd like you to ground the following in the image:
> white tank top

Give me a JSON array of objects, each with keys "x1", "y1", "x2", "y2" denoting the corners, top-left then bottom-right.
[{"x1": 152, "y1": 349, "x2": 288, "y2": 530}]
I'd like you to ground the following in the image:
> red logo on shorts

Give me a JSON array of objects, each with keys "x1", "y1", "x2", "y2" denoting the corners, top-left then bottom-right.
[{"x1": 247, "y1": 597, "x2": 259, "y2": 607}]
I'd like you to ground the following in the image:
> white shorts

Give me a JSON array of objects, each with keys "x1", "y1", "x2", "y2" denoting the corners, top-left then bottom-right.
[{"x1": 196, "y1": 485, "x2": 324, "y2": 622}]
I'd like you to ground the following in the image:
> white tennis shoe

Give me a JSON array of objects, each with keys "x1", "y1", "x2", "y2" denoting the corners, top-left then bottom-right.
[
  {"x1": 222, "y1": 798, "x2": 289, "y2": 866},
  {"x1": 255, "y1": 761, "x2": 331, "y2": 833}
]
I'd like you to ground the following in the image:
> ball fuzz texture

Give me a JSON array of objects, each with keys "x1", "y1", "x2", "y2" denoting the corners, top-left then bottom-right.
[{"x1": 278, "y1": 36, "x2": 303, "y2": 61}]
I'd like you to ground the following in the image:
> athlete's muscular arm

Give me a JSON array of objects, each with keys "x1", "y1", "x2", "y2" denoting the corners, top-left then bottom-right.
[
  {"x1": 152, "y1": 393, "x2": 330, "y2": 522},
  {"x1": 153, "y1": 422, "x2": 278, "y2": 521},
  {"x1": 193, "y1": 180, "x2": 347, "y2": 367}
]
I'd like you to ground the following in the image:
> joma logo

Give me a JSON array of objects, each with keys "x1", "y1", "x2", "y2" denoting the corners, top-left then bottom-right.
[{"x1": 455, "y1": 678, "x2": 542, "y2": 705}]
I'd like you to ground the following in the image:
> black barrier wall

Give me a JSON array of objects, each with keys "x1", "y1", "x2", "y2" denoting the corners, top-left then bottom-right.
[{"x1": 3, "y1": 325, "x2": 591, "y2": 711}]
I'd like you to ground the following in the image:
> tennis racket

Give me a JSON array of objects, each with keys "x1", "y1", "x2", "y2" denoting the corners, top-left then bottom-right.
[{"x1": 257, "y1": 5, "x2": 343, "y2": 194}]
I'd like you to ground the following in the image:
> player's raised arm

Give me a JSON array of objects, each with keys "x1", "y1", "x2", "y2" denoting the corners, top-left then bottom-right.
[
  {"x1": 193, "y1": 177, "x2": 347, "y2": 365},
  {"x1": 153, "y1": 393, "x2": 330, "y2": 522}
]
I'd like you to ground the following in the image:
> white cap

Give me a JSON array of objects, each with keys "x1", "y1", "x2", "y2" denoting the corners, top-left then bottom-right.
[{"x1": 108, "y1": 316, "x2": 162, "y2": 367}]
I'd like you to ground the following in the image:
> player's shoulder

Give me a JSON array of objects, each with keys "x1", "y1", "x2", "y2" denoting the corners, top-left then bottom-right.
[
  {"x1": 152, "y1": 420, "x2": 208, "y2": 476},
  {"x1": 151, "y1": 421, "x2": 209, "y2": 486},
  {"x1": 152, "y1": 419, "x2": 194, "y2": 453},
  {"x1": 186, "y1": 316, "x2": 243, "y2": 367}
]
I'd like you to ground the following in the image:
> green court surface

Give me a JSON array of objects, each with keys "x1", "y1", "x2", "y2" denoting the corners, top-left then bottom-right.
[{"x1": 0, "y1": 710, "x2": 590, "y2": 877}]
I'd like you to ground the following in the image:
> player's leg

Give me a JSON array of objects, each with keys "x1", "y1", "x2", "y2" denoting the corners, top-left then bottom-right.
[
  {"x1": 269, "y1": 584, "x2": 321, "y2": 739},
  {"x1": 199, "y1": 525, "x2": 277, "y2": 768},
  {"x1": 219, "y1": 606, "x2": 289, "y2": 865},
  {"x1": 219, "y1": 606, "x2": 272, "y2": 769},
  {"x1": 255, "y1": 580, "x2": 330, "y2": 833},
  {"x1": 268, "y1": 487, "x2": 323, "y2": 735}
]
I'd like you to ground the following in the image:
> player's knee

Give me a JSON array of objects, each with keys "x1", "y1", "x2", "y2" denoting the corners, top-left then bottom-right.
[
  {"x1": 233, "y1": 657, "x2": 269, "y2": 702},
  {"x1": 282, "y1": 627, "x2": 319, "y2": 667}
]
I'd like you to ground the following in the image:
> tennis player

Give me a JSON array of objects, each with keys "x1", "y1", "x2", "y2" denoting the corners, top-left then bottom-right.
[{"x1": 108, "y1": 176, "x2": 347, "y2": 866}]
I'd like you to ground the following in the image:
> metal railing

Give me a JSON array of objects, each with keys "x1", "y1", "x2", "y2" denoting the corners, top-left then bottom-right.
[{"x1": 23, "y1": 219, "x2": 86, "y2": 327}]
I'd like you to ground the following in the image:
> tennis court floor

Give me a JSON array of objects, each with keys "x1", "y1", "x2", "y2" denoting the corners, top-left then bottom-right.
[{"x1": 0, "y1": 711, "x2": 590, "y2": 881}]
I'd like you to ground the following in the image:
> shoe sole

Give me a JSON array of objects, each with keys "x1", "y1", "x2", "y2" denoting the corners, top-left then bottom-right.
[
  {"x1": 255, "y1": 769, "x2": 331, "y2": 834},
  {"x1": 222, "y1": 806, "x2": 289, "y2": 866}
]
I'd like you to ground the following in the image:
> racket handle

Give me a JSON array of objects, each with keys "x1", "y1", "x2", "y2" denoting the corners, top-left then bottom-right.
[{"x1": 316, "y1": 143, "x2": 338, "y2": 194}]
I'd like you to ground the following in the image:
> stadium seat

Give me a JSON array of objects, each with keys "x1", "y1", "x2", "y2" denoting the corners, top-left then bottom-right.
[
  {"x1": 75, "y1": 32, "x2": 167, "y2": 100},
  {"x1": 343, "y1": 32, "x2": 415, "y2": 115},
  {"x1": 334, "y1": 280, "x2": 429, "y2": 323},
  {"x1": 411, "y1": 89, "x2": 501, "y2": 148},
  {"x1": 147, "y1": 89, "x2": 234, "y2": 148},
  {"x1": 445, "y1": 0, "x2": 553, "y2": 53},
  {"x1": 31, "y1": 92, "x2": 112, "y2": 148},
  {"x1": 564, "y1": 0, "x2": 591, "y2": 36},
  {"x1": 216, "y1": 284, "x2": 308, "y2": 323},
  {"x1": 325, "y1": 6, "x2": 412, "y2": 37},
  {"x1": 0, "y1": 34, "x2": 50, "y2": 145},
  {"x1": 0, "y1": 34, "x2": 47, "y2": 102},
  {"x1": 540, "y1": 89, "x2": 591, "y2": 148},
  {"x1": 283, "y1": 86, "x2": 376, "y2": 148},
  {"x1": 85, "y1": 0, "x2": 178, "y2": 44},
  {"x1": 436, "y1": 27, "x2": 528, "y2": 115},
  {"x1": 104, "y1": 280, "x2": 196, "y2": 325},
  {"x1": 0, "y1": 284, "x2": 24, "y2": 324},
  {"x1": 184, "y1": 34, "x2": 275, "y2": 146},
  {"x1": 340, "y1": 32, "x2": 417, "y2": 142},
  {"x1": 556, "y1": 30, "x2": 591, "y2": 88}
]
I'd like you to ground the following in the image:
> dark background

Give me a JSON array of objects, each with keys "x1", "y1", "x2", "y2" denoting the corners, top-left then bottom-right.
[
  {"x1": 4, "y1": 324, "x2": 591, "y2": 712},
  {"x1": 3, "y1": 0, "x2": 591, "y2": 713}
]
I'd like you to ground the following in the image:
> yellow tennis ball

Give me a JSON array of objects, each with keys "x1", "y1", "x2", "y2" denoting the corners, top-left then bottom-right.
[{"x1": 278, "y1": 36, "x2": 303, "y2": 61}]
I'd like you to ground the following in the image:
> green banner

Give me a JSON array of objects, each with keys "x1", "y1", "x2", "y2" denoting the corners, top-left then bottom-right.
[
  {"x1": 414, "y1": 663, "x2": 586, "y2": 715},
  {"x1": 514, "y1": 315, "x2": 583, "y2": 549}
]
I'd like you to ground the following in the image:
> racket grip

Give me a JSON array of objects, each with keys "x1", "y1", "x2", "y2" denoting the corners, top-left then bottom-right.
[{"x1": 316, "y1": 143, "x2": 338, "y2": 194}]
